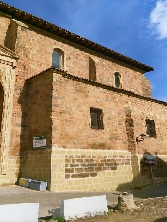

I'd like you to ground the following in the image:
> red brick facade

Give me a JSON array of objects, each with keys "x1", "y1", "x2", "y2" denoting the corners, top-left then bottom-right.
[{"x1": 0, "y1": 2, "x2": 166, "y2": 190}]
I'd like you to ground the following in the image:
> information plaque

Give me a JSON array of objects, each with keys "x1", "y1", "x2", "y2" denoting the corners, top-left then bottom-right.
[{"x1": 33, "y1": 136, "x2": 46, "y2": 149}]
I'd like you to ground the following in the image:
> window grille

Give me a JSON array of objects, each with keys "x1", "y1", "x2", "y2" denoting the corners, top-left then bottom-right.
[
  {"x1": 90, "y1": 107, "x2": 104, "y2": 129},
  {"x1": 145, "y1": 119, "x2": 156, "y2": 137}
]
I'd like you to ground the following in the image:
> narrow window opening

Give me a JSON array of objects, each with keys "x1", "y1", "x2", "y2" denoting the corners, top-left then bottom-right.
[
  {"x1": 52, "y1": 50, "x2": 61, "y2": 68},
  {"x1": 89, "y1": 57, "x2": 96, "y2": 81},
  {"x1": 114, "y1": 72, "x2": 121, "y2": 88},
  {"x1": 145, "y1": 119, "x2": 156, "y2": 137},
  {"x1": 0, "y1": 83, "x2": 4, "y2": 133},
  {"x1": 90, "y1": 107, "x2": 103, "y2": 130}
]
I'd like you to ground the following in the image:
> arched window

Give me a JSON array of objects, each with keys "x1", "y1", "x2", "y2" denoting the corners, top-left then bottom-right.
[
  {"x1": 52, "y1": 50, "x2": 61, "y2": 69},
  {"x1": 114, "y1": 72, "x2": 121, "y2": 88},
  {"x1": 52, "y1": 49, "x2": 64, "y2": 69},
  {"x1": 0, "y1": 83, "x2": 4, "y2": 133}
]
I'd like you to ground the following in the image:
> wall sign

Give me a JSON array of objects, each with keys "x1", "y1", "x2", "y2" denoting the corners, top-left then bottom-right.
[{"x1": 33, "y1": 136, "x2": 46, "y2": 149}]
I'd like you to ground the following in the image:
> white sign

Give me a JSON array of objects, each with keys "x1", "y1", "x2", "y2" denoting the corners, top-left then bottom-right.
[{"x1": 33, "y1": 136, "x2": 46, "y2": 148}]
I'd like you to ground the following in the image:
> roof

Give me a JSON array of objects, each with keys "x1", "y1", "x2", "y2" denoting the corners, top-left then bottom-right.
[
  {"x1": 0, "y1": 1, "x2": 154, "y2": 72},
  {"x1": 29, "y1": 67, "x2": 167, "y2": 106}
]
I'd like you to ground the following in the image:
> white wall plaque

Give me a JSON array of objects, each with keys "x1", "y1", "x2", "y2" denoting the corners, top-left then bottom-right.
[{"x1": 33, "y1": 136, "x2": 46, "y2": 148}]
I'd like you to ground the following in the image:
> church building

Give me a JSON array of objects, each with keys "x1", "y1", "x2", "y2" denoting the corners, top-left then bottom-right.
[{"x1": 0, "y1": 2, "x2": 166, "y2": 191}]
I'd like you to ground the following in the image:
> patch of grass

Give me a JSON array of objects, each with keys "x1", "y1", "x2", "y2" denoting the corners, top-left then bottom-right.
[{"x1": 53, "y1": 217, "x2": 66, "y2": 222}]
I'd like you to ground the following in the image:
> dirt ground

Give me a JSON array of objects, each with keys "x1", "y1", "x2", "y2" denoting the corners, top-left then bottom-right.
[
  {"x1": 75, "y1": 196, "x2": 167, "y2": 222},
  {"x1": 39, "y1": 196, "x2": 167, "y2": 222},
  {"x1": 0, "y1": 183, "x2": 167, "y2": 222}
]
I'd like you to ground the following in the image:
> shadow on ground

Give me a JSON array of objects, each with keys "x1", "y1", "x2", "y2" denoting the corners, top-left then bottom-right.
[{"x1": 154, "y1": 218, "x2": 167, "y2": 222}]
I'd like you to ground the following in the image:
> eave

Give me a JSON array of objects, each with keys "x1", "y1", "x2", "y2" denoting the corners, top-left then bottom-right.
[{"x1": 0, "y1": 1, "x2": 154, "y2": 72}]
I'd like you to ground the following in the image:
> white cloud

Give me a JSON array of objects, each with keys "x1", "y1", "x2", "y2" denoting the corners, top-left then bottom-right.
[{"x1": 150, "y1": 0, "x2": 167, "y2": 39}]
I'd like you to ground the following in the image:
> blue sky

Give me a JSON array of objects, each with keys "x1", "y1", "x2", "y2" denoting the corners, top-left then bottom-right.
[{"x1": 2, "y1": 0, "x2": 167, "y2": 101}]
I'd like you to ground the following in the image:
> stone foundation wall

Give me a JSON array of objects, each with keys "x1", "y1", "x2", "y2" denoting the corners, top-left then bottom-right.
[
  {"x1": 0, "y1": 151, "x2": 51, "y2": 187},
  {"x1": 3, "y1": 152, "x2": 167, "y2": 190},
  {"x1": 6, "y1": 156, "x2": 20, "y2": 184},
  {"x1": 50, "y1": 148, "x2": 133, "y2": 192},
  {"x1": 19, "y1": 150, "x2": 51, "y2": 189},
  {"x1": 65, "y1": 154, "x2": 130, "y2": 179}
]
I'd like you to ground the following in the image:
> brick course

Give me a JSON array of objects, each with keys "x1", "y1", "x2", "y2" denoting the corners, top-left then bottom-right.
[{"x1": 65, "y1": 155, "x2": 130, "y2": 179}]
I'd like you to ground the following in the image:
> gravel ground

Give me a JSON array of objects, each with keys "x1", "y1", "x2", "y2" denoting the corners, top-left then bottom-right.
[{"x1": 39, "y1": 196, "x2": 167, "y2": 222}]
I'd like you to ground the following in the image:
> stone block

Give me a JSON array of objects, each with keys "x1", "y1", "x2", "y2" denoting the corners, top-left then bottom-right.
[
  {"x1": 52, "y1": 195, "x2": 108, "y2": 220},
  {"x1": 0, "y1": 203, "x2": 39, "y2": 222}
]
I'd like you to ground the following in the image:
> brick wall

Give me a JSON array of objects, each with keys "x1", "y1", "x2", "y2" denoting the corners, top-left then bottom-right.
[
  {"x1": 19, "y1": 150, "x2": 51, "y2": 188},
  {"x1": 52, "y1": 71, "x2": 167, "y2": 155},
  {"x1": 13, "y1": 22, "x2": 146, "y2": 94},
  {"x1": 0, "y1": 18, "x2": 151, "y2": 157},
  {"x1": 0, "y1": 14, "x2": 151, "y2": 97},
  {"x1": 9, "y1": 69, "x2": 53, "y2": 155},
  {"x1": 0, "y1": 13, "x2": 10, "y2": 46},
  {"x1": 141, "y1": 76, "x2": 152, "y2": 98},
  {"x1": 7, "y1": 69, "x2": 166, "y2": 190}
]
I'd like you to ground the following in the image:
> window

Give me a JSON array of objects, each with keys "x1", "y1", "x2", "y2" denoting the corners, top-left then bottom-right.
[
  {"x1": 90, "y1": 107, "x2": 104, "y2": 129},
  {"x1": 89, "y1": 57, "x2": 96, "y2": 81},
  {"x1": 114, "y1": 72, "x2": 121, "y2": 88},
  {"x1": 52, "y1": 49, "x2": 64, "y2": 69},
  {"x1": 52, "y1": 50, "x2": 61, "y2": 68},
  {"x1": 0, "y1": 83, "x2": 4, "y2": 133},
  {"x1": 145, "y1": 119, "x2": 156, "y2": 137}
]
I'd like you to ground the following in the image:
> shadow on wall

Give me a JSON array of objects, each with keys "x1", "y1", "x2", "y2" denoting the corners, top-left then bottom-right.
[
  {"x1": 0, "y1": 83, "x2": 4, "y2": 133},
  {"x1": 140, "y1": 151, "x2": 167, "y2": 181},
  {"x1": 4, "y1": 19, "x2": 18, "y2": 52},
  {"x1": 122, "y1": 106, "x2": 167, "y2": 193},
  {"x1": 116, "y1": 151, "x2": 167, "y2": 195},
  {"x1": 17, "y1": 71, "x2": 53, "y2": 189}
]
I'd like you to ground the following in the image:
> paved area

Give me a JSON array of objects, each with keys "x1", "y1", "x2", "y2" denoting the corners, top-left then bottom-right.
[{"x1": 0, "y1": 183, "x2": 167, "y2": 218}]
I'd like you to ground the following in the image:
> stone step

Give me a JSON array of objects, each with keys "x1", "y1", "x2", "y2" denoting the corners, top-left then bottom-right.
[{"x1": 0, "y1": 174, "x2": 10, "y2": 186}]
